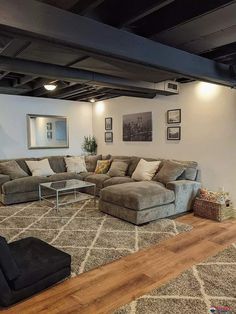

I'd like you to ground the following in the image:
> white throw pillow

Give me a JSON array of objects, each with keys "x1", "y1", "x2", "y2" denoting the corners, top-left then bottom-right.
[
  {"x1": 26, "y1": 159, "x2": 55, "y2": 177},
  {"x1": 64, "y1": 156, "x2": 87, "y2": 173},
  {"x1": 132, "y1": 159, "x2": 161, "y2": 181}
]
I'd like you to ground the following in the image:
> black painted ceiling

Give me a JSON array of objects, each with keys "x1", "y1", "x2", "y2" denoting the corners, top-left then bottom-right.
[{"x1": 0, "y1": 0, "x2": 235, "y2": 101}]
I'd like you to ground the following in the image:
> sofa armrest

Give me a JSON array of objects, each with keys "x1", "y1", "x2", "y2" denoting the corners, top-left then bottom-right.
[
  {"x1": 0, "y1": 174, "x2": 10, "y2": 193},
  {"x1": 166, "y1": 180, "x2": 201, "y2": 214}
]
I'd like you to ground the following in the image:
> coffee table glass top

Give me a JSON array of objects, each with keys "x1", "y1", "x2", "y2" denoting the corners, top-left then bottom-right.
[{"x1": 40, "y1": 179, "x2": 95, "y2": 191}]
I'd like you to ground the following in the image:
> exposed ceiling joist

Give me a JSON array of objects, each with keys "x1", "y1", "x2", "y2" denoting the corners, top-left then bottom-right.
[
  {"x1": 70, "y1": 0, "x2": 105, "y2": 15},
  {"x1": 0, "y1": 0, "x2": 235, "y2": 87},
  {"x1": 118, "y1": 0, "x2": 174, "y2": 28},
  {"x1": 0, "y1": 56, "x2": 159, "y2": 94}
]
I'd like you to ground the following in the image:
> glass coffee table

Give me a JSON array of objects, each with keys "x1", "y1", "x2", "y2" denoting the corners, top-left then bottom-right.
[{"x1": 39, "y1": 179, "x2": 96, "y2": 212}]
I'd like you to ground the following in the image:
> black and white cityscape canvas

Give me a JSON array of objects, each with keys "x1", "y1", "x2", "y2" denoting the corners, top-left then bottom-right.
[{"x1": 123, "y1": 111, "x2": 152, "y2": 141}]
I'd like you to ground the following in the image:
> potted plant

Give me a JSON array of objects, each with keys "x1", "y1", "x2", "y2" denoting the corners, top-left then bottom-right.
[{"x1": 82, "y1": 135, "x2": 97, "y2": 155}]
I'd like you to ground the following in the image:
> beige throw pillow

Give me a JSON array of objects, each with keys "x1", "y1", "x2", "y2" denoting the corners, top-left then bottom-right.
[
  {"x1": 0, "y1": 160, "x2": 28, "y2": 180},
  {"x1": 108, "y1": 160, "x2": 129, "y2": 177},
  {"x1": 154, "y1": 160, "x2": 186, "y2": 184},
  {"x1": 26, "y1": 159, "x2": 55, "y2": 177},
  {"x1": 132, "y1": 159, "x2": 161, "y2": 181},
  {"x1": 64, "y1": 156, "x2": 87, "y2": 173}
]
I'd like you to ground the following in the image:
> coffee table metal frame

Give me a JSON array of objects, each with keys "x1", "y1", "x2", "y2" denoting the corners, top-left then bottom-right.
[{"x1": 39, "y1": 179, "x2": 96, "y2": 212}]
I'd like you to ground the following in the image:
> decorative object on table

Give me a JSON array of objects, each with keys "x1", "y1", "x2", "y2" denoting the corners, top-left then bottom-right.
[
  {"x1": 167, "y1": 109, "x2": 181, "y2": 124},
  {"x1": 27, "y1": 114, "x2": 68, "y2": 149},
  {"x1": 193, "y1": 188, "x2": 235, "y2": 221},
  {"x1": 105, "y1": 117, "x2": 112, "y2": 130},
  {"x1": 167, "y1": 126, "x2": 181, "y2": 140},
  {"x1": 105, "y1": 131, "x2": 113, "y2": 143},
  {"x1": 82, "y1": 135, "x2": 97, "y2": 155},
  {"x1": 123, "y1": 111, "x2": 152, "y2": 141}
]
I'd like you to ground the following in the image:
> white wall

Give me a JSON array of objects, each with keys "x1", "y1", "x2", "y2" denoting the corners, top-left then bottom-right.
[
  {"x1": 0, "y1": 94, "x2": 93, "y2": 158},
  {"x1": 92, "y1": 81, "x2": 236, "y2": 205}
]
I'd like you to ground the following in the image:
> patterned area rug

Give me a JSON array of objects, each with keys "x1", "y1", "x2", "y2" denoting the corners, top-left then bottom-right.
[
  {"x1": 0, "y1": 196, "x2": 192, "y2": 275},
  {"x1": 114, "y1": 244, "x2": 236, "y2": 314}
]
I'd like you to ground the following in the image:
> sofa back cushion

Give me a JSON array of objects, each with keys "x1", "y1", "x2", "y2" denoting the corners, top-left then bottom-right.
[
  {"x1": 46, "y1": 156, "x2": 66, "y2": 173},
  {"x1": 154, "y1": 160, "x2": 186, "y2": 184},
  {"x1": 85, "y1": 155, "x2": 102, "y2": 172},
  {"x1": 108, "y1": 160, "x2": 129, "y2": 177},
  {"x1": 0, "y1": 160, "x2": 28, "y2": 180},
  {"x1": 172, "y1": 160, "x2": 198, "y2": 181},
  {"x1": 0, "y1": 236, "x2": 20, "y2": 281}
]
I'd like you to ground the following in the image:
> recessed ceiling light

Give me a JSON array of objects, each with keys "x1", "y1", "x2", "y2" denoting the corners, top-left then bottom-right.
[
  {"x1": 90, "y1": 98, "x2": 96, "y2": 103},
  {"x1": 44, "y1": 84, "x2": 57, "y2": 91}
]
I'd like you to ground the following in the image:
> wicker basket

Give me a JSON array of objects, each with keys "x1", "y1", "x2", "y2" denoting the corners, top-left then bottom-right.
[{"x1": 193, "y1": 197, "x2": 236, "y2": 221}]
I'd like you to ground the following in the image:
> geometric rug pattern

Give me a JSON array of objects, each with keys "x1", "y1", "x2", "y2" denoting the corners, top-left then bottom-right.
[
  {"x1": 114, "y1": 244, "x2": 236, "y2": 314},
  {"x1": 0, "y1": 196, "x2": 192, "y2": 275}
]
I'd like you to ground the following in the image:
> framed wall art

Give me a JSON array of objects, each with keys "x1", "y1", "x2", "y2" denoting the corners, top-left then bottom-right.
[
  {"x1": 105, "y1": 117, "x2": 112, "y2": 130},
  {"x1": 167, "y1": 109, "x2": 181, "y2": 124},
  {"x1": 167, "y1": 127, "x2": 181, "y2": 140},
  {"x1": 105, "y1": 132, "x2": 113, "y2": 143}
]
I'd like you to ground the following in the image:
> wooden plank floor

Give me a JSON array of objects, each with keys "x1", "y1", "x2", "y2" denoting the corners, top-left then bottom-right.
[{"x1": 1, "y1": 214, "x2": 236, "y2": 314}]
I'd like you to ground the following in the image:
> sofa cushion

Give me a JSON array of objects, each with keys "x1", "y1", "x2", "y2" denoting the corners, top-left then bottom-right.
[
  {"x1": 85, "y1": 174, "x2": 110, "y2": 188},
  {"x1": 79, "y1": 172, "x2": 94, "y2": 180},
  {"x1": 47, "y1": 156, "x2": 66, "y2": 173},
  {"x1": 9, "y1": 237, "x2": 71, "y2": 290},
  {"x1": 103, "y1": 176, "x2": 134, "y2": 187},
  {"x1": 26, "y1": 159, "x2": 55, "y2": 177},
  {"x1": 2, "y1": 176, "x2": 51, "y2": 194},
  {"x1": 173, "y1": 160, "x2": 198, "y2": 181},
  {"x1": 0, "y1": 236, "x2": 20, "y2": 281},
  {"x1": 48, "y1": 172, "x2": 82, "y2": 181},
  {"x1": 132, "y1": 159, "x2": 161, "y2": 181},
  {"x1": 94, "y1": 160, "x2": 111, "y2": 174},
  {"x1": 85, "y1": 155, "x2": 102, "y2": 172},
  {"x1": 154, "y1": 160, "x2": 186, "y2": 184},
  {"x1": 108, "y1": 160, "x2": 129, "y2": 177},
  {"x1": 64, "y1": 156, "x2": 87, "y2": 173},
  {"x1": 100, "y1": 181, "x2": 175, "y2": 211},
  {"x1": 0, "y1": 160, "x2": 28, "y2": 180}
]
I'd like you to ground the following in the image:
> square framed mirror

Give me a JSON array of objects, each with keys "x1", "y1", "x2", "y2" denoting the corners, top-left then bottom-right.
[{"x1": 27, "y1": 114, "x2": 69, "y2": 149}]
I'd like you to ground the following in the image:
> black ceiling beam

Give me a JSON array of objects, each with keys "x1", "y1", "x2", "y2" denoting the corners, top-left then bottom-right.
[
  {"x1": 70, "y1": 0, "x2": 105, "y2": 15},
  {"x1": 133, "y1": 0, "x2": 235, "y2": 38},
  {"x1": 117, "y1": 0, "x2": 174, "y2": 28},
  {"x1": 0, "y1": 55, "x2": 159, "y2": 93},
  {"x1": 0, "y1": 0, "x2": 235, "y2": 87}
]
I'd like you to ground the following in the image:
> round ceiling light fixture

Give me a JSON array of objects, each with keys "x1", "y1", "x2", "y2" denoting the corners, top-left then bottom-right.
[
  {"x1": 90, "y1": 98, "x2": 96, "y2": 103},
  {"x1": 44, "y1": 84, "x2": 57, "y2": 91}
]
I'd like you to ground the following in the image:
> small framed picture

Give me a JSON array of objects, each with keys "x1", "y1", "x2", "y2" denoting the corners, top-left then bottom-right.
[
  {"x1": 46, "y1": 122, "x2": 52, "y2": 130},
  {"x1": 105, "y1": 117, "x2": 112, "y2": 130},
  {"x1": 47, "y1": 131, "x2": 52, "y2": 139},
  {"x1": 105, "y1": 132, "x2": 113, "y2": 143},
  {"x1": 167, "y1": 109, "x2": 181, "y2": 124},
  {"x1": 167, "y1": 127, "x2": 181, "y2": 140}
]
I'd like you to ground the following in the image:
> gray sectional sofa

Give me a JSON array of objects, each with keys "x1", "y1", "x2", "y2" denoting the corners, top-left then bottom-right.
[{"x1": 0, "y1": 155, "x2": 201, "y2": 225}]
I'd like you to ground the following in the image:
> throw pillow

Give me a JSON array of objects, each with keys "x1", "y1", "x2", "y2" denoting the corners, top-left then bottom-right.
[
  {"x1": 94, "y1": 160, "x2": 111, "y2": 174},
  {"x1": 154, "y1": 160, "x2": 185, "y2": 184},
  {"x1": 0, "y1": 160, "x2": 28, "y2": 180},
  {"x1": 26, "y1": 159, "x2": 55, "y2": 177},
  {"x1": 131, "y1": 158, "x2": 161, "y2": 181},
  {"x1": 85, "y1": 155, "x2": 102, "y2": 172},
  {"x1": 64, "y1": 156, "x2": 87, "y2": 173},
  {"x1": 108, "y1": 160, "x2": 129, "y2": 177}
]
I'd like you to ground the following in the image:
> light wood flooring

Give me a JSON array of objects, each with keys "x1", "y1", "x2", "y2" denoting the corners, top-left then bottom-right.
[{"x1": 2, "y1": 214, "x2": 236, "y2": 314}]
